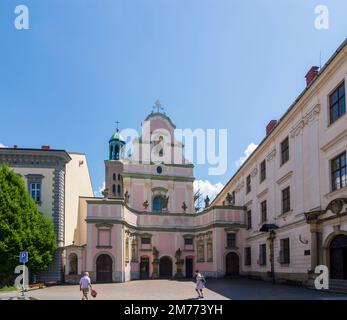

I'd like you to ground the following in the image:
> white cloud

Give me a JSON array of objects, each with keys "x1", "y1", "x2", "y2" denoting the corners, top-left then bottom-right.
[
  {"x1": 94, "y1": 181, "x2": 105, "y2": 197},
  {"x1": 235, "y1": 143, "x2": 258, "y2": 168},
  {"x1": 193, "y1": 179, "x2": 224, "y2": 202},
  {"x1": 0, "y1": 143, "x2": 7, "y2": 148}
]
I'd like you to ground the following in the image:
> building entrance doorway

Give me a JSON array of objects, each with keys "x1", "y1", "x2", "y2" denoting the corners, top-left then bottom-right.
[
  {"x1": 159, "y1": 256, "x2": 173, "y2": 278},
  {"x1": 96, "y1": 254, "x2": 113, "y2": 283},
  {"x1": 330, "y1": 235, "x2": 347, "y2": 280},
  {"x1": 185, "y1": 257, "x2": 193, "y2": 279},
  {"x1": 140, "y1": 257, "x2": 150, "y2": 279},
  {"x1": 226, "y1": 252, "x2": 239, "y2": 276}
]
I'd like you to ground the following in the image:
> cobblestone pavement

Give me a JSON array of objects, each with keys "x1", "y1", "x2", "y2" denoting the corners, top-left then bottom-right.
[{"x1": 1, "y1": 279, "x2": 347, "y2": 300}]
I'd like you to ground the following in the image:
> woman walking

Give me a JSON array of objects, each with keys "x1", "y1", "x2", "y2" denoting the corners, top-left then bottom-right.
[{"x1": 194, "y1": 270, "x2": 205, "y2": 299}]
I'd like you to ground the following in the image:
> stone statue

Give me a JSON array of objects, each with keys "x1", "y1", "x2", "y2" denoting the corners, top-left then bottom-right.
[
  {"x1": 124, "y1": 190, "x2": 130, "y2": 204},
  {"x1": 226, "y1": 192, "x2": 232, "y2": 205},
  {"x1": 181, "y1": 202, "x2": 187, "y2": 212},
  {"x1": 204, "y1": 195, "x2": 210, "y2": 208},
  {"x1": 175, "y1": 248, "x2": 182, "y2": 261},
  {"x1": 152, "y1": 246, "x2": 159, "y2": 260},
  {"x1": 164, "y1": 195, "x2": 169, "y2": 209},
  {"x1": 151, "y1": 246, "x2": 159, "y2": 279},
  {"x1": 102, "y1": 188, "x2": 109, "y2": 198},
  {"x1": 131, "y1": 240, "x2": 137, "y2": 262},
  {"x1": 143, "y1": 200, "x2": 149, "y2": 210}
]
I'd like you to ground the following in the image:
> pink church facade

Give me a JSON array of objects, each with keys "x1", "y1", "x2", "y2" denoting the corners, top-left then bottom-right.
[{"x1": 66, "y1": 111, "x2": 246, "y2": 283}]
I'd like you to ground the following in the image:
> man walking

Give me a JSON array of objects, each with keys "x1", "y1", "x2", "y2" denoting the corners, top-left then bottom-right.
[{"x1": 79, "y1": 271, "x2": 93, "y2": 300}]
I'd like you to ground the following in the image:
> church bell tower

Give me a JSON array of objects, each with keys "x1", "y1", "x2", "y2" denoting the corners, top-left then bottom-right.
[{"x1": 105, "y1": 125, "x2": 125, "y2": 198}]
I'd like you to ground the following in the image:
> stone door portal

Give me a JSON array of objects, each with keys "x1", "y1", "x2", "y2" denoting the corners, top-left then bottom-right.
[
  {"x1": 140, "y1": 257, "x2": 150, "y2": 279},
  {"x1": 96, "y1": 254, "x2": 113, "y2": 283},
  {"x1": 185, "y1": 257, "x2": 193, "y2": 279},
  {"x1": 159, "y1": 256, "x2": 173, "y2": 278},
  {"x1": 226, "y1": 252, "x2": 239, "y2": 276},
  {"x1": 330, "y1": 235, "x2": 347, "y2": 280}
]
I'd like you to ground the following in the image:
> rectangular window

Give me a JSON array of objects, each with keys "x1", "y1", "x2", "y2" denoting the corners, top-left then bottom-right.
[
  {"x1": 184, "y1": 238, "x2": 193, "y2": 245},
  {"x1": 244, "y1": 247, "x2": 251, "y2": 266},
  {"x1": 197, "y1": 241, "x2": 205, "y2": 262},
  {"x1": 246, "y1": 210, "x2": 252, "y2": 230},
  {"x1": 331, "y1": 151, "x2": 347, "y2": 191},
  {"x1": 280, "y1": 238, "x2": 290, "y2": 264},
  {"x1": 281, "y1": 137, "x2": 289, "y2": 165},
  {"x1": 260, "y1": 160, "x2": 266, "y2": 182},
  {"x1": 246, "y1": 175, "x2": 251, "y2": 194},
  {"x1": 282, "y1": 187, "x2": 291, "y2": 214},
  {"x1": 227, "y1": 233, "x2": 236, "y2": 248},
  {"x1": 141, "y1": 237, "x2": 151, "y2": 245},
  {"x1": 30, "y1": 183, "x2": 41, "y2": 203},
  {"x1": 259, "y1": 244, "x2": 267, "y2": 266},
  {"x1": 330, "y1": 81, "x2": 346, "y2": 124},
  {"x1": 261, "y1": 200, "x2": 267, "y2": 223}
]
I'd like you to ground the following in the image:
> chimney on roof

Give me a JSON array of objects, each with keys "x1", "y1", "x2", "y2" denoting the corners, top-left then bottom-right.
[
  {"x1": 41, "y1": 145, "x2": 51, "y2": 150},
  {"x1": 266, "y1": 120, "x2": 277, "y2": 136},
  {"x1": 305, "y1": 66, "x2": 319, "y2": 87}
]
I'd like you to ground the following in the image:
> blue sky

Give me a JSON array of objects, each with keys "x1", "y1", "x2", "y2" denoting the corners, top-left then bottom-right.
[{"x1": 0, "y1": 0, "x2": 347, "y2": 197}]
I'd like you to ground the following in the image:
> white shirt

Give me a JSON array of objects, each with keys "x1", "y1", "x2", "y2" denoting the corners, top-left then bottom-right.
[{"x1": 79, "y1": 276, "x2": 91, "y2": 289}]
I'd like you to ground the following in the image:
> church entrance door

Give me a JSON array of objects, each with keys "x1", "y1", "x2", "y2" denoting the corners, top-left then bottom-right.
[
  {"x1": 185, "y1": 257, "x2": 193, "y2": 279},
  {"x1": 96, "y1": 254, "x2": 113, "y2": 283},
  {"x1": 159, "y1": 256, "x2": 173, "y2": 278},
  {"x1": 226, "y1": 252, "x2": 239, "y2": 276},
  {"x1": 330, "y1": 235, "x2": 347, "y2": 280},
  {"x1": 140, "y1": 257, "x2": 150, "y2": 279}
]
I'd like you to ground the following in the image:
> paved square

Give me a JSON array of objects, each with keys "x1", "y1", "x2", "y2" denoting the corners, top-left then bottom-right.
[{"x1": 1, "y1": 279, "x2": 347, "y2": 300}]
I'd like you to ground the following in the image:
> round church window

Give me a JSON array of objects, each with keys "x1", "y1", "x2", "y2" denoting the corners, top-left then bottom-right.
[{"x1": 157, "y1": 166, "x2": 163, "y2": 174}]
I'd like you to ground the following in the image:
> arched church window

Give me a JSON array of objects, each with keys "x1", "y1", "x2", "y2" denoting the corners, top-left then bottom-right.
[
  {"x1": 117, "y1": 184, "x2": 121, "y2": 195},
  {"x1": 113, "y1": 173, "x2": 116, "y2": 181},
  {"x1": 115, "y1": 145, "x2": 120, "y2": 160},
  {"x1": 112, "y1": 184, "x2": 116, "y2": 194},
  {"x1": 118, "y1": 174, "x2": 121, "y2": 181},
  {"x1": 153, "y1": 195, "x2": 165, "y2": 212}
]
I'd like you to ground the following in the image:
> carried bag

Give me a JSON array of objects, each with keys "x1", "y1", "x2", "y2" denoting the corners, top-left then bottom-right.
[
  {"x1": 201, "y1": 276, "x2": 207, "y2": 284},
  {"x1": 91, "y1": 289, "x2": 97, "y2": 298}
]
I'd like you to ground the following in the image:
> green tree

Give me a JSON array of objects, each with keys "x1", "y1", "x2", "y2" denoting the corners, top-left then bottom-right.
[{"x1": 0, "y1": 164, "x2": 57, "y2": 286}]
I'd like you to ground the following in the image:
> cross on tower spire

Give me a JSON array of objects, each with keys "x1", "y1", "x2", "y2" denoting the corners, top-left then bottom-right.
[
  {"x1": 153, "y1": 100, "x2": 164, "y2": 113},
  {"x1": 115, "y1": 121, "x2": 120, "y2": 131}
]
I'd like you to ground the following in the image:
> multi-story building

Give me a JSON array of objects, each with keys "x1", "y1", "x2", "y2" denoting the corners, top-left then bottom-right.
[
  {"x1": 0, "y1": 146, "x2": 94, "y2": 282},
  {"x1": 213, "y1": 39, "x2": 347, "y2": 288}
]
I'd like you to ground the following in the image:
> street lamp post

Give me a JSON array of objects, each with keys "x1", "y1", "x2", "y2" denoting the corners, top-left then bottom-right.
[{"x1": 259, "y1": 224, "x2": 278, "y2": 284}]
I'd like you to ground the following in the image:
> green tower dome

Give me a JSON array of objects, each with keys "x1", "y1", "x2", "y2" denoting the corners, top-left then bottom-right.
[{"x1": 109, "y1": 129, "x2": 125, "y2": 160}]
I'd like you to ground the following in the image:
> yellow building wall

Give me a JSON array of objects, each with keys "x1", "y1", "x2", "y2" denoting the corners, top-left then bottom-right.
[{"x1": 65, "y1": 153, "x2": 94, "y2": 246}]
